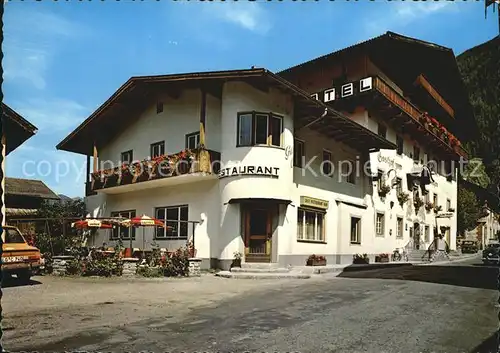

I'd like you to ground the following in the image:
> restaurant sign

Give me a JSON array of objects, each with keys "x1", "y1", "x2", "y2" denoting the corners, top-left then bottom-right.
[
  {"x1": 218, "y1": 166, "x2": 279, "y2": 179},
  {"x1": 300, "y1": 196, "x2": 329, "y2": 210},
  {"x1": 311, "y1": 77, "x2": 373, "y2": 103}
]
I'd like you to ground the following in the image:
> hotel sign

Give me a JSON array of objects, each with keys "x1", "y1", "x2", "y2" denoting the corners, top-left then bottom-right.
[
  {"x1": 311, "y1": 77, "x2": 373, "y2": 103},
  {"x1": 219, "y1": 166, "x2": 279, "y2": 179},
  {"x1": 300, "y1": 196, "x2": 329, "y2": 210}
]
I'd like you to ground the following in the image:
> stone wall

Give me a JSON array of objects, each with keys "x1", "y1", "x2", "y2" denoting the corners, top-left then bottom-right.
[
  {"x1": 188, "y1": 258, "x2": 201, "y2": 277},
  {"x1": 52, "y1": 256, "x2": 74, "y2": 276},
  {"x1": 122, "y1": 258, "x2": 139, "y2": 277}
]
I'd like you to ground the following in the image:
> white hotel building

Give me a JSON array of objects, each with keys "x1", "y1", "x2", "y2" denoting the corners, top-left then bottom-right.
[{"x1": 57, "y1": 33, "x2": 472, "y2": 269}]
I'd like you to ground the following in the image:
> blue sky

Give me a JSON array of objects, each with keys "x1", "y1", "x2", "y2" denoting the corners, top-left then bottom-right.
[{"x1": 4, "y1": 0, "x2": 499, "y2": 197}]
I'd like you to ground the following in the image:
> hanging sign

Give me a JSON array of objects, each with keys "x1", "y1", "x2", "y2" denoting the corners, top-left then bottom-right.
[
  {"x1": 218, "y1": 166, "x2": 279, "y2": 179},
  {"x1": 311, "y1": 77, "x2": 373, "y2": 103}
]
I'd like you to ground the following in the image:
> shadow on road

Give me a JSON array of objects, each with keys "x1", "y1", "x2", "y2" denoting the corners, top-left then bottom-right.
[
  {"x1": 469, "y1": 331, "x2": 499, "y2": 353},
  {"x1": 338, "y1": 264, "x2": 498, "y2": 290},
  {"x1": 1, "y1": 276, "x2": 42, "y2": 288}
]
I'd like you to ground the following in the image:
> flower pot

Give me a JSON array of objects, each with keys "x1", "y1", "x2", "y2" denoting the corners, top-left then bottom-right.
[
  {"x1": 306, "y1": 259, "x2": 327, "y2": 266},
  {"x1": 375, "y1": 256, "x2": 389, "y2": 263},
  {"x1": 231, "y1": 258, "x2": 242, "y2": 269}
]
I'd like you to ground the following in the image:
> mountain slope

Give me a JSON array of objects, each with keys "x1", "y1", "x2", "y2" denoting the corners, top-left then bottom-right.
[{"x1": 457, "y1": 35, "x2": 500, "y2": 187}]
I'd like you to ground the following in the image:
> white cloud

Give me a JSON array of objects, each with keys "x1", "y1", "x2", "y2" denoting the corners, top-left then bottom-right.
[
  {"x1": 364, "y1": 1, "x2": 456, "y2": 37},
  {"x1": 202, "y1": 2, "x2": 271, "y2": 34},
  {"x1": 3, "y1": 9, "x2": 88, "y2": 89},
  {"x1": 8, "y1": 98, "x2": 88, "y2": 132}
]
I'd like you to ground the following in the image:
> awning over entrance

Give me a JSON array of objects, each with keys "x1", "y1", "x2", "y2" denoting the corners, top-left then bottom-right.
[{"x1": 226, "y1": 198, "x2": 292, "y2": 206}]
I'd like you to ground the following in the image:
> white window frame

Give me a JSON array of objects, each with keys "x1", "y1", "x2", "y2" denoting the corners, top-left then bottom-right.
[
  {"x1": 297, "y1": 208, "x2": 325, "y2": 242},
  {"x1": 186, "y1": 132, "x2": 200, "y2": 150},
  {"x1": 154, "y1": 205, "x2": 189, "y2": 239},
  {"x1": 376, "y1": 213, "x2": 385, "y2": 236},
  {"x1": 396, "y1": 217, "x2": 403, "y2": 238},
  {"x1": 237, "y1": 112, "x2": 283, "y2": 147},
  {"x1": 150, "y1": 141, "x2": 165, "y2": 158},
  {"x1": 350, "y1": 216, "x2": 361, "y2": 244}
]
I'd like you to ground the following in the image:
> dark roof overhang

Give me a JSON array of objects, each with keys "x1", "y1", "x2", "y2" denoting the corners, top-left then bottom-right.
[{"x1": 2, "y1": 103, "x2": 38, "y2": 155}]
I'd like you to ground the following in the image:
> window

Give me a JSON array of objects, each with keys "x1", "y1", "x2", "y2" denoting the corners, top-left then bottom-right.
[
  {"x1": 110, "y1": 210, "x2": 136, "y2": 240},
  {"x1": 396, "y1": 177, "x2": 403, "y2": 195},
  {"x1": 5, "y1": 228, "x2": 25, "y2": 243},
  {"x1": 350, "y1": 217, "x2": 361, "y2": 244},
  {"x1": 155, "y1": 205, "x2": 189, "y2": 239},
  {"x1": 150, "y1": 141, "x2": 165, "y2": 158},
  {"x1": 376, "y1": 213, "x2": 385, "y2": 236},
  {"x1": 156, "y1": 102, "x2": 164, "y2": 114},
  {"x1": 396, "y1": 135, "x2": 404, "y2": 155},
  {"x1": 297, "y1": 208, "x2": 325, "y2": 242},
  {"x1": 293, "y1": 139, "x2": 305, "y2": 168},
  {"x1": 185, "y1": 132, "x2": 200, "y2": 150},
  {"x1": 121, "y1": 150, "x2": 133, "y2": 164},
  {"x1": 396, "y1": 218, "x2": 403, "y2": 239},
  {"x1": 377, "y1": 123, "x2": 387, "y2": 139},
  {"x1": 377, "y1": 170, "x2": 384, "y2": 192},
  {"x1": 237, "y1": 112, "x2": 283, "y2": 147},
  {"x1": 322, "y1": 150, "x2": 332, "y2": 176},
  {"x1": 413, "y1": 145, "x2": 420, "y2": 162},
  {"x1": 446, "y1": 199, "x2": 451, "y2": 211},
  {"x1": 433, "y1": 194, "x2": 438, "y2": 207},
  {"x1": 343, "y1": 161, "x2": 355, "y2": 184},
  {"x1": 424, "y1": 225, "x2": 430, "y2": 242}
]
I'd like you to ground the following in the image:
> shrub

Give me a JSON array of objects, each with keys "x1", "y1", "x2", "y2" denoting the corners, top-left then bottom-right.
[
  {"x1": 353, "y1": 253, "x2": 369, "y2": 264},
  {"x1": 137, "y1": 265, "x2": 164, "y2": 277},
  {"x1": 163, "y1": 247, "x2": 190, "y2": 277}
]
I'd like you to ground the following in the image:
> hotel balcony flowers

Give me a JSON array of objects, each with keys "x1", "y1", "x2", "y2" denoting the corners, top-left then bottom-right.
[{"x1": 90, "y1": 147, "x2": 221, "y2": 192}]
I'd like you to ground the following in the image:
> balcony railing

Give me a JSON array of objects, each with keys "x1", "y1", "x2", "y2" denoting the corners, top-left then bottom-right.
[
  {"x1": 372, "y1": 76, "x2": 467, "y2": 158},
  {"x1": 90, "y1": 148, "x2": 221, "y2": 192}
]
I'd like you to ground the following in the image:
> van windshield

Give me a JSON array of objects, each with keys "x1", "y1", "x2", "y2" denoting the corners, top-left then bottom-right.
[{"x1": 4, "y1": 229, "x2": 26, "y2": 244}]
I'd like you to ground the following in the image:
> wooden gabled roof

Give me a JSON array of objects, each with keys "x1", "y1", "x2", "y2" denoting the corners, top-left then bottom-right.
[
  {"x1": 278, "y1": 31, "x2": 476, "y2": 144},
  {"x1": 56, "y1": 68, "x2": 395, "y2": 155},
  {"x1": 5, "y1": 177, "x2": 60, "y2": 200}
]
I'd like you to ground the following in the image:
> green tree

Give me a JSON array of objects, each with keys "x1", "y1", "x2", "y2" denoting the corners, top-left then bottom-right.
[
  {"x1": 457, "y1": 184, "x2": 481, "y2": 235},
  {"x1": 461, "y1": 158, "x2": 491, "y2": 189},
  {"x1": 36, "y1": 198, "x2": 85, "y2": 255}
]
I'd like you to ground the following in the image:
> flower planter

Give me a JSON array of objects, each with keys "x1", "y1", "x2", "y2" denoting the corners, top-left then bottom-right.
[
  {"x1": 375, "y1": 256, "x2": 389, "y2": 263},
  {"x1": 231, "y1": 258, "x2": 242, "y2": 268},
  {"x1": 353, "y1": 258, "x2": 369, "y2": 265},
  {"x1": 306, "y1": 259, "x2": 327, "y2": 266},
  {"x1": 176, "y1": 159, "x2": 192, "y2": 175}
]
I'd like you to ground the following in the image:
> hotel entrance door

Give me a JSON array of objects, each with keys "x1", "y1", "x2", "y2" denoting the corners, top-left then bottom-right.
[{"x1": 243, "y1": 207, "x2": 273, "y2": 263}]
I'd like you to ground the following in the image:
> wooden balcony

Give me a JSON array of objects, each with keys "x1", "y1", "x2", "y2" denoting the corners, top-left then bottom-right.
[
  {"x1": 333, "y1": 76, "x2": 467, "y2": 160},
  {"x1": 90, "y1": 148, "x2": 221, "y2": 193}
]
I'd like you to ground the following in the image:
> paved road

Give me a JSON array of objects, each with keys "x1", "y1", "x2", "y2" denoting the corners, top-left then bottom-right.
[{"x1": 8, "y1": 256, "x2": 498, "y2": 353}]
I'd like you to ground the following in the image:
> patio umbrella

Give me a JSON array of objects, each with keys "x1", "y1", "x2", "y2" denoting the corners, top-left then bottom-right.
[
  {"x1": 123, "y1": 215, "x2": 168, "y2": 257},
  {"x1": 72, "y1": 219, "x2": 113, "y2": 247}
]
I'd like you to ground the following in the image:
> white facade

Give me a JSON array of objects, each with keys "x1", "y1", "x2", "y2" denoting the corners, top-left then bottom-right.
[
  {"x1": 85, "y1": 77, "x2": 458, "y2": 269},
  {"x1": 465, "y1": 209, "x2": 500, "y2": 248}
]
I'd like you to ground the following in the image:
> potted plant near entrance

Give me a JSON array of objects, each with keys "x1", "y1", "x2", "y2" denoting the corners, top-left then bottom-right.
[
  {"x1": 306, "y1": 254, "x2": 327, "y2": 266},
  {"x1": 375, "y1": 253, "x2": 390, "y2": 263},
  {"x1": 231, "y1": 251, "x2": 242, "y2": 269},
  {"x1": 353, "y1": 253, "x2": 369, "y2": 264}
]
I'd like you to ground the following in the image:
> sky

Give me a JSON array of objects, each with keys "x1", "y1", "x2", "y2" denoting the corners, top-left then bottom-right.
[{"x1": 3, "y1": 0, "x2": 499, "y2": 197}]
